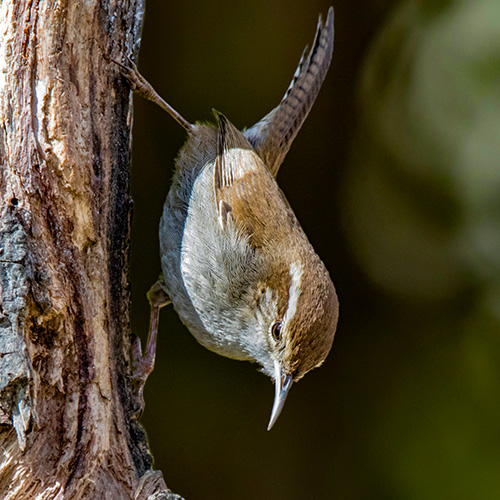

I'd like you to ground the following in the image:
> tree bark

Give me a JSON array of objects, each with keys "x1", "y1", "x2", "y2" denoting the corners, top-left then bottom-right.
[{"x1": 0, "y1": 1, "x2": 180, "y2": 498}]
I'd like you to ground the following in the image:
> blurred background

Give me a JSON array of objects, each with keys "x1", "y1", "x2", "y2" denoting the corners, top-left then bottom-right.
[{"x1": 129, "y1": 1, "x2": 500, "y2": 499}]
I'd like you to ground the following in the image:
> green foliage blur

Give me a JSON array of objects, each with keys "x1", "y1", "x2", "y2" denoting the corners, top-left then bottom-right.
[{"x1": 129, "y1": 1, "x2": 500, "y2": 498}]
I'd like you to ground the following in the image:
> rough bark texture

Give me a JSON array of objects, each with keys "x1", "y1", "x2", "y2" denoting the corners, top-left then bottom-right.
[{"x1": 0, "y1": 1, "x2": 180, "y2": 498}]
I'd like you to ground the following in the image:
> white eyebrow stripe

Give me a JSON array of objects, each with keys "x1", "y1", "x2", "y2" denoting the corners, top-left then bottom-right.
[{"x1": 283, "y1": 261, "x2": 303, "y2": 326}]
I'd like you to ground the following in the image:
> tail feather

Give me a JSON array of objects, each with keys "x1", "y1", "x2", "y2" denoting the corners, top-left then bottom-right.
[{"x1": 243, "y1": 7, "x2": 334, "y2": 177}]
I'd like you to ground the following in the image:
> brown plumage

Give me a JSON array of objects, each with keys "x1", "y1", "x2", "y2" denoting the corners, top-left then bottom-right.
[{"x1": 120, "y1": 7, "x2": 338, "y2": 429}]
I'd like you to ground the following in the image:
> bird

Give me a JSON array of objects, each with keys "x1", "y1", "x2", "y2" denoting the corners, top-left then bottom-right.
[{"x1": 120, "y1": 7, "x2": 338, "y2": 430}]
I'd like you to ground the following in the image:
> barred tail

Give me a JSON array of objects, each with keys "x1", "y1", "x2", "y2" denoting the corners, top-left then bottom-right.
[{"x1": 243, "y1": 7, "x2": 334, "y2": 177}]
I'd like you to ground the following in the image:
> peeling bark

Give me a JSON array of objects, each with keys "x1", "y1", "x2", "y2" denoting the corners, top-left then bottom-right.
[{"x1": 0, "y1": 1, "x2": 180, "y2": 498}]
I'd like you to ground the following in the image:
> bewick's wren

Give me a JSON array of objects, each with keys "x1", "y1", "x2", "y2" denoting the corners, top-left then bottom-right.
[{"x1": 124, "y1": 7, "x2": 338, "y2": 430}]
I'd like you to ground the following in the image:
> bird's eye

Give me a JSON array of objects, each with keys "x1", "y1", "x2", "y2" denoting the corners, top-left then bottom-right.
[{"x1": 270, "y1": 321, "x2": 283, "y2": 342}]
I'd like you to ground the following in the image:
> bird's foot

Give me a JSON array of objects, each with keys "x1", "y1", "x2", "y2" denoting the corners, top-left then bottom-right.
[{"x1": 131, "y1": 279, "x2": 171, "y2": 416}]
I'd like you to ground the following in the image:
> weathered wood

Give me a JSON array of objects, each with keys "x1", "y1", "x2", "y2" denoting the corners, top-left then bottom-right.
[{"x1": 0, "y1": 1, "x2": 180, "y2": 498}]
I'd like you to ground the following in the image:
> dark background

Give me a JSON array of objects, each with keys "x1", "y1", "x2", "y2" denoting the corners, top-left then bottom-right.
[{"x1": 129, "y1": 1, "x2": 500, "y2": 499}]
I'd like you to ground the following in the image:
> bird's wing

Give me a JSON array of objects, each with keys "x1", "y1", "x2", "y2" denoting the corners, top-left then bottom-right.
[{"x1": 214, "y1": 112, "x2": 292, "y2": 248}]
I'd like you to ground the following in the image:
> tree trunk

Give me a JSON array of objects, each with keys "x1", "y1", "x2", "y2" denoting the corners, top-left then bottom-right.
[{"x1": 0, "y1": 1, "x2": 179, "y2": 498}]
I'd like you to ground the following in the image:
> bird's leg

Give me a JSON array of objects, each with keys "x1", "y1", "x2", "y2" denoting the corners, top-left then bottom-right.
[
  {"x1": 132, "y1": 278, "x2": 171, "y2": 415},
  {"x1": 113, "y1": 57, "x2": 192, "y2": 131}
]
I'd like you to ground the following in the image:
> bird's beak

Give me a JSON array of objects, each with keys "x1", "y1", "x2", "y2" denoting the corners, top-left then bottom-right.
[{"x1": 267, "y1": 359, "x2": 293, "y2": 430}]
